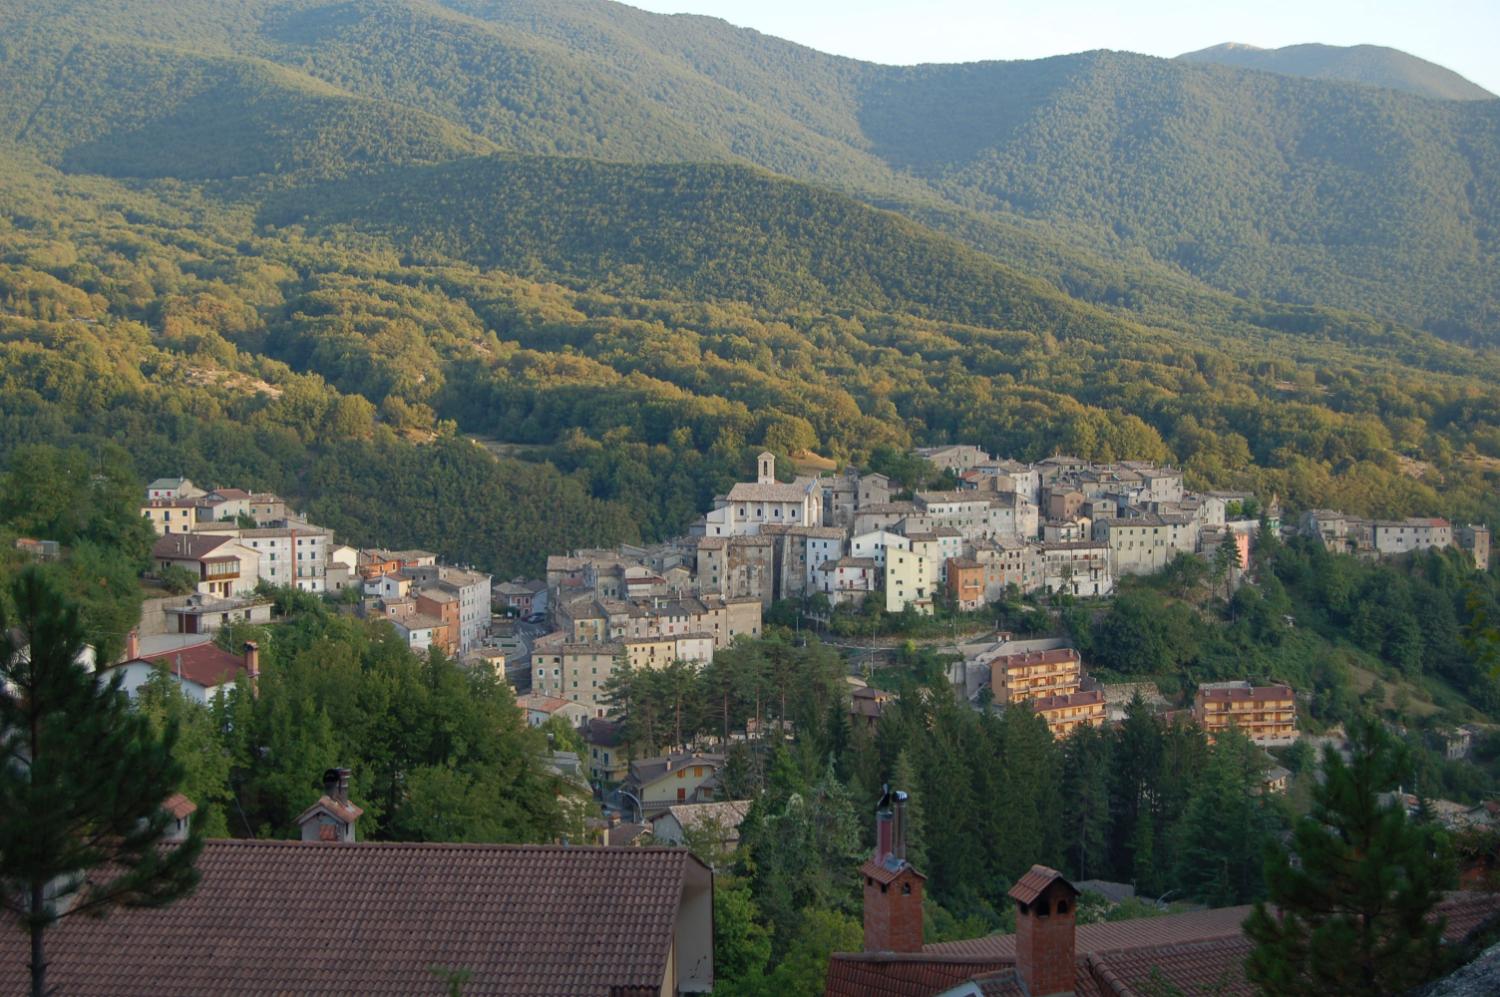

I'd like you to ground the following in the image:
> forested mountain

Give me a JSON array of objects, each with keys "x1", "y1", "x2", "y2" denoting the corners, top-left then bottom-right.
[
  {"x1": 1178, "y1": 42, "x2": 1496, "y2": 102},
  {"x1": 4, "y1": 0, "x2": 1499, "y2": 340},
  {"x1": 2, "y1": 0, "x2": 1500, "y2": 577}
]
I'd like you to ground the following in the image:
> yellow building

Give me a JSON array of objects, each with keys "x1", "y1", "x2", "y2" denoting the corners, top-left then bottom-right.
[
  {"x1": 1193, "y1": 682, "x2": 1297, "y2": 744},
  {"x1": 624, "y1": 753, "x2": 725, "y2": 818},
  {"x1": 1032, "y1": 688, "x2": 1106, "y2": 738},
  {"x1": 990, "y1": 648, "x2": 1082, "y2": 704}
]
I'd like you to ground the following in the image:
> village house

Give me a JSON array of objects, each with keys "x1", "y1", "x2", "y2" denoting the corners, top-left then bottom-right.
[
  {"x1": 1193, "y1": 681, "x2": 1298, "y2": 745},
  {"x1": 648, "y1": 799, "x2": 753, "y2": 852},
  {"x1": 162, "y1": 593, "x2": 274, "y2": 636},
  {"x1": 152, "y1": 533, "x2": 260, "y2": 599},
  {"x1": 140, "y1": 497, "x2": 211, "y2": 535},
  {"x1": 1373, "y1": 517, "x2": 1453, "y2": 557},
  {"x1": 915, "y1": 444, "x2": 992, "y2": 473},
  {"x1": 192, "y1": 522, "x2": 332, "y2": 592},
  {"x1": 584, "y1": 717, "x2": 630, "y2": 783},
  {"x1": 401, "y1": 563, "x2": 492, "y2": 652},
  {"x1": 1037, "y1": 541, "x2": 1114, "y2": 597},
  {"x1": 694, "y1": 534, "x2": 774, "y2": 606},
  {"x1": 146, "y1": 476, "x2": 204, "y2": 501},
  {"x1": 850, "y1": 682, "x2": 898, "y2": 728},
  {"x1": 624, "y1": 753, "x2": 726, "y2": 819},
  {"x1": 761, "y1": 524, "x2": 845, "y2": 602},
  {"x1": 885, "y1": 543, "x2": 934, "y2": 614},
  {"x1": 946, "y1": 557, "x2": 985, "y2": 611},
  {"x1": 516, "y1": 693, "x2": 591, "y2": 729},
  {"x1": 112, "y1": 635, "x2": 260, "y2": 704},
  {"x1": 1459, "y1": 524, "x2": 1491, "y2": 571},
  {"x1": 817, "y1": 556, "x2": 881, "y2": 606},
  {"x1": 1093, "y1": 513, "x2": 1198, "y2": 576}
]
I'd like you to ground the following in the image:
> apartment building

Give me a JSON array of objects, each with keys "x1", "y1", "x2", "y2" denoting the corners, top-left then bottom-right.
[
  {"x1": 990, "y1": 648, "x2": 1083, "y2": 704},
  {"x1": 1032, "y1": 688, "x2": 1106, "y2": 738},
  {"x1": 1193, "y1": 681, "x2": 1297, "y2": 745}
]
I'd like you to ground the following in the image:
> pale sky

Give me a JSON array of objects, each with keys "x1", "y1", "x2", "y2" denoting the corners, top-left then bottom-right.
[{"x1": 627, "y1": 0, "x2": 1500, "y2": 96}]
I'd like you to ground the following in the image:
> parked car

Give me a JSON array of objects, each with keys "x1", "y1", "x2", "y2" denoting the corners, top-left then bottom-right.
[{"x1": 522, "y1": 612, "x2": 547, "y2": 624}]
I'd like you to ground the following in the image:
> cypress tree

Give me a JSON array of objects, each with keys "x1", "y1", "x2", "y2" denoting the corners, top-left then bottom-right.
[
  {"x1": 0, "y1": 568, "x2": 202, "y2": 997},
  {"x1": 1245, "y1": 718, "x2": 1455, "y2": 996}
]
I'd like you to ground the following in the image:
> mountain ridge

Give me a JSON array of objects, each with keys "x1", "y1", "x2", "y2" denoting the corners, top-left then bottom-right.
[{"x1": 1178, "y1": 41, "x2": 1495, "y2": 102}]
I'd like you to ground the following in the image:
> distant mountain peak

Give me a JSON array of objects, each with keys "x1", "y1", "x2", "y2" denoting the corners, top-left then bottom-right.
[{"x1": 1177, "y1": 41, "x2": 1495, "y2": 101}]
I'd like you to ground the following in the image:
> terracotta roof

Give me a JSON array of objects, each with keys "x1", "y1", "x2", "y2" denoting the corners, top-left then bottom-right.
[
  {"x1": 0, "y1": 840, "x2": 707, "y2": 996},
  {"x1": 923, "y1": 905, "x2": 1255, "y2": 958},
  {"x1": 651, "y1": 800, "x2": 752, "y2": 836},
  {"x1": 1089, "y1": 935, "x2": 1254, "y2": 996},
  {"x1": 628, "y1": 753, "x2": 724, "y2": 788},
  {"x1": 1008, "y1": 865, "x2": 1076, "y2": 905},
  {"x1": 1033, "y1": 688, "x2": 1106, "y2": 712},
  {"x1": 162, "y1": 793, "x2": 197, "y2": 820},
  {"x1": 831, "y1": 893, "x2": 1500, "y2": 996},
  {"x1": 1197, "y1": 684, "x2": 1294, "y2": 703},
  {"x1": 726, "y1": 480, "x2": 815, "y2": 503},
  {"x1": 991, "y1": 648, "x2": 1080, "y2": 671},
  {"x1": 606, "y1": 822, "x2": 652, "y2": 847},
  {"x1": 861, "y1": 858, "x2": 926, "y2": 886},
  {"x1": 516, "y1": 694, "x2": 577, "y2": 714},
  {"x1": 825, "y1": 954, "x2": 1009, "y2": 997},
  {"x1": 295, "y1": 794, "x2": 364, "y2": 825},
  {"x1": 152, "y1": 533, "x2": 233, "y2": 561},
  {"x1": 128, "y1": 642, "x2": 244, "y2": 690}
]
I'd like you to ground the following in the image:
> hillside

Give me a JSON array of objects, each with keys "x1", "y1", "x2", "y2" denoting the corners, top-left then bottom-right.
[
  {"x1": 0, "y1": 1, "x2": 1499, "y2": 577},
  {"x1": 1178, "y1": 42, "x2": 1496, "y2": 102},
  {"x1": 3, "y1": 0, "x2": 1499, "y2": 340}
]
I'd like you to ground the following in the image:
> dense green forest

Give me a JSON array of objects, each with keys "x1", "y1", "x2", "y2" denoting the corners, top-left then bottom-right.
[
  {"x1": 3, "y1": 0, "x2": 1496, "y2": 340},
  {"x1": 0, "y1": 0, "x2": 1498, "y2": 581},
  {"x1": 1177, "y1": 42, "x2": 1497, "y2": 102}
]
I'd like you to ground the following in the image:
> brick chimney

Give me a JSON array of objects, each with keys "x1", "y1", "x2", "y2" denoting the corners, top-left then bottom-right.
[
  {"x1": 126, "y1": 629, "x2": 140, "y2": 661},
  {"x1": 1010, "y1": 865, "x2": 1080, "y2": 996},
  {"x1": 861, "y1": 785, "x2": 925, "y2": 954},
  {"x1": 243, "y1": 641, "x2": 259, "y2": 697},
  {"x1": 296, "y1": 767, "x2": 362, "y2": 843}
]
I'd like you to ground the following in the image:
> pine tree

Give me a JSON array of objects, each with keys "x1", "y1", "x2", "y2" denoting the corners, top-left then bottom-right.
[
  {"x1": 1245, "y1": 718, "x2": 1456, "y2": 996},
  {"x1": 890, "y1": 749, "x2": 928, "y2": 874},
  {"x1": 1060, "y1": 723, "x2": 1112, "y2": 881},
  {"x1": 1170, "y1": 729, "x2": 1266, "y2": 906},
  {"x1": 0, "y1": 568, "x2": 202, "y2": 997}
]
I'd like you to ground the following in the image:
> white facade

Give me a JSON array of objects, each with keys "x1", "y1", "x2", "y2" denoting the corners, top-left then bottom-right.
[
  {"x1": 850, "y1": 529, "x2": 909, "y2": 568},
  {"x1": 702, "y1": 453, "x2": 824, "y2": 537}
]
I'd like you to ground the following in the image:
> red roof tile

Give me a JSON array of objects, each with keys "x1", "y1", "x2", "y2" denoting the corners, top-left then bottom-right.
[
  {"x1": 162, "y1": 793, "x2": 196, "y2": 820},
  {"x1": 0, "y1": 840, "x2": 706, "y2": 996},
  {"x1": 152, "y1": 533, "x2": 234, "y2": 561},
  {"x1": 1197, "y1": 684, "x2": 1294, "y2": 703},
  {"x1": 130, "y1": 642, "x2": 244, "y2": 690},
  {"x1": 862, "y1": 858, "x2": 926, "y2": 886},
  {"x1": 1088, "y1": 935, "x2": 1255, "y2": 997},
  {"x1": 824, "y1": 954, "x2": 1010, "y2": 997},
  {"x1": 923, "y1": 904, "x2": 1254, "y2": 959},
  {"x1": 830, "y1": 893, "x2": 1500, "y2": 996},
  {"x1": 1007, "y1": 865, "x2": 1075, "y2": 905}
]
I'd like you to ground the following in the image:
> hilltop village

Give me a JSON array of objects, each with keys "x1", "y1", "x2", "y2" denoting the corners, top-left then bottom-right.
[
  {"x1": 10, "y1": 443, "x2": 1495, "y2": 997},
  {"x1": 104, "y1": 444, "x2": 1491, "y2": 762}
]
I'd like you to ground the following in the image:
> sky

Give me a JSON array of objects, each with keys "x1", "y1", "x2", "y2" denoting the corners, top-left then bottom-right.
[{"x1": 626, "y1": 0, "x2": 1500, "y2": 95}]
